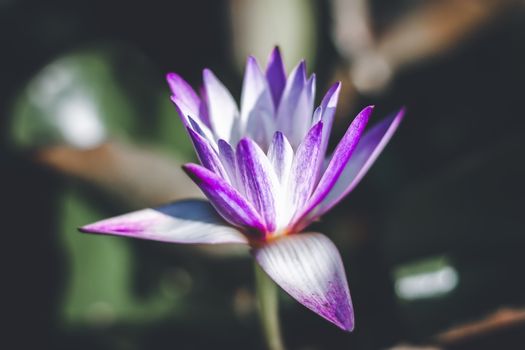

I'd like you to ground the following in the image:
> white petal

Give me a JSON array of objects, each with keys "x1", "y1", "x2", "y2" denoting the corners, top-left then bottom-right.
[
  {"x1": 203, "y1": 69, "x2": 239, "y2": 141},
  {"x1": 254, "y1": 233, "x2": 354, "y2": 331},
  {"x1": 80, "y1": 199, "x2": 248, "y2": 245}
]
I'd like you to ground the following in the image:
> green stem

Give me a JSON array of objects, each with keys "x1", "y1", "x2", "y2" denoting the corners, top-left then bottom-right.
[{"x1": 254, "y1": 262, "x2": 285, "y2": 350}]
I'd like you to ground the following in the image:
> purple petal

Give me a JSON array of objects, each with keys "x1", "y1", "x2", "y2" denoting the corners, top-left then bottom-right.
[
  {"x1": 218, "y1": 139, "x2": 238, "y2": 186},
  {"x1": 267, "y1": 131, "x2": 294, "y2": 183},
  {"x1": 276, "y1": 60, "x2": 307, "y2": 147},
  {"x1": 241, "y1": 56, "x2": 275, "y2": 149},
  {"x1": 183, "y1": 163, "x2": 266, "y2": 236},
  {"x1": 307, "y1": 74, "x2": 316, "y2": 112},
  {"x1": 312, "y1": 82, "x2": 342, "y2": 184},
  {"x1": 317, "y1": 82, "x2": 342, "y2": 155},
  {"x1": 311, "y1": 108, "x2": 405, "y2": 217},
  {"x1": 187, "y1": 127, "x2": 228, "y2": 180},
  {"x1": 203, "y1": 69, "x2": 239, "y2": 141},
  {"x1": 198, "y1": 85, "x2": 212, "y2": 129},
  {"x1": 265, "y1": 47, "x2": 287, "y2": 109},
  {"x1": 288, "y1": 122, "x2": 324, "y2": 218},
  {"x1": 294, "y1": 106, "x2": 372, "y2": 227},
  {"x1": 236, "y1": 138, "x2": 280, "y2": 233},
  {"x1": 80, "y1": 199, "x2": 248, "y2": 245},
  {"x1": 253, "y1": 233, "x2": 354, "y2": 331},
  {"x1": 166, "y1": 73, "x2": 200, "y2": 122}
]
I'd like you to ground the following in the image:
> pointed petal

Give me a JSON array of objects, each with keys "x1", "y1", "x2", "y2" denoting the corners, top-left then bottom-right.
[
  {"x1": 166, "y1": 73, "x2": 200, "y2": 121},
  {"x1": 80, "y1": 199, "x2": 248, "y2": 245},
  {"x1": 317, "y1": 82, "x2": 342, "y2": 154},
  {"x1": 266, "y1": 47, "x2": 287, "y2": 108},
  {"x1": 294, "y1": 107, "x2": 372, "y2": 226},
  {"x1": 187, "y1": 127, "x2": 228, "y2": 180},
  {"x1": 183, "y1": 163, "x2": 265, "y2": 235},
  {"x1": 236, "y1": 138, "x2": 280, "y2": 233},
  {"x1": 312, "y1": 108, "x2": 405, "y2": 216},
  {"x1": 307, "y1": 74, "x2": 316, "y2": 113},
  {"x1": 241, "y1": 56, "x2": 275, "y2": 148},
  {"x1": 276, "y1": 61, "x2": 307, "y2": 146},
  {"x1": 313, "y1": 82, "x2": 342, "y2": 182},
  {"x1": 288, "y1": 122, "x2": 324, "y2": 219},
  {"x1": 203, "y1": 69, "x2": 239, "y2": 141},
  {"x1": 253, "y1": 233, "x2": 354, "y2": 331},
  {"x1": 187, "y1": 115, "x2": 217, "y2": 146},
  {"x1": 267, "y1": 131, "x2": 294, "y2": 184}
]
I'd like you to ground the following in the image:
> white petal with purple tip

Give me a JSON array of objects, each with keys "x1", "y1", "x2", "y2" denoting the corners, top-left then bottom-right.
[
  {"x1": 275, "y1": 61, "x2": 307, "y2": 147},
  {"x1": 80, "y1": 199, "x2": 248, "y2": 245},
  {"x1": 236, "y1": 138, "x2": 281, "y2": 233},
  {"x1": 218, "y1": 139, "x2": 238, "y2": 186},
  {"x1": 288, "y1": 122, "x2": 323, "y2": 220},
  {"x1": 314, "y1": 108, "x2": 405, "y2": 216},
  {"x1": 183, "y1": 163, "x2": 266, "y2": 235},
  {"x1": 294, "y1": 106, "x2": 372, "y2": 227},
  {"x1": 254, "y1": 233, "x2": 354, "y2": 331},
  {"x1": 167, "y1": 73, "x2": 200, "y2": 120},
  {"x1": 241, "y1": 56, "x2": 275, "y2": 148},
  {"x1": 203, "y1": 69, "x2": 239, "y2": 141},
  {"x1": 187, "y1": 127, "x2": 228, "y2": 180}
]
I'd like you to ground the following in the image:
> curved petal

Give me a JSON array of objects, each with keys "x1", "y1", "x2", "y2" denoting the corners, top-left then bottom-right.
[
  {"x1": 315, "y1": 82, "x2": 342, "y2": 157},
  {"x1": 187, "y1": 127, "x2": 228, "y2": 180},
  {"x1": 203, "y1": 68, "x2": 239, "y2": 141},
  {"x1": 80, "y1": 199, "x2": 248, "y2": 245},
  {"x1": 312, "y1": 82, "x2": 342, "y2": 183},
  {"x1": 265, "y1": 47, "x2": 286, "y2": 108},
  {"x1": 267, "y1": 131, "x2": 294, "y2": 184},
  {"x1": 236, "y1": 138, "x2": 280, "y2": 233},
  {"x1": 241, "y1": 56, "x2": 275, "y2": 149},
  {"x1": 275, "y1": 60, "x2": 307, "y2": 147},
  {"x1": 288, "y1": 122, "x2": 324, "y2": 219},
  {"x1": 294, "y1": 106, "x2": 372, "y2": 227},
  {"x1": 218, "y1": 139, "x2": 238, "y2": 186},
  {"x1": 312, "y1": 108, "x2": 405, "y2": 216},
  {"x1": 253, "y1": 233, "x2": 354, "y2": 331},
  {"x1": 166, "y1": 72, "x2": 200, "y2": 121},
  {"x1": 183, "y1": 163, "x2": 266, "y2": 236}
]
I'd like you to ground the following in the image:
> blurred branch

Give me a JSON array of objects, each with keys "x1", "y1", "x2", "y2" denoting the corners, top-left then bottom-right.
[
  {"x1": 332, "y1": 0, "x2": 523, "y2": 103},
  {"x1": 36, "y1": 141, "x2": 203, "y2": 208},
  {"x1": 435, "y1": 307, "x2": 525, "y2": 346}
]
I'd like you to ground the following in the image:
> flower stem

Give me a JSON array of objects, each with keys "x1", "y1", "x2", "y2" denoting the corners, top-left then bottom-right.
[{"x1": 254, "y1": 262, "x2": 285, "y2": 350}]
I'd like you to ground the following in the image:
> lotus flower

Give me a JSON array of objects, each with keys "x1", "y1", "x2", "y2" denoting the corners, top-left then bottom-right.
[{"x1": 80, "y1": 48, "x2": 404, "y2": 331}]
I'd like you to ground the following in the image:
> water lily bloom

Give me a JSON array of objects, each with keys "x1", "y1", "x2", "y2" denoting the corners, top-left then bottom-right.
[{"x1": 80, "y1": 48, "x2": 404, "y2": 331}]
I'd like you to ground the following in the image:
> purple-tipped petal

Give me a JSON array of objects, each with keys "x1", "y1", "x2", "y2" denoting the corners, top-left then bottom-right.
[
  {"x1": 276, "y1": 60, "x2": 308, "y2": 147},
  {"x1": 317, "y1": 82, "x2": 342, "y2": 155},
  {"x1": 253, "y1": 233, "x2": 354, "y2": 331},
  {"x1": 267, "y1": 131, "x2": 294, "y2": 184},
  {"x1": 236, "y1": 138, "x2": 280, "y2": 233},
  {"x1": 203, "y1": 69, "x2": 239, "y2": 141},
  {"x1": 289, "y1": 122, "x2": 324, "y2": 218},
  {"x1": 294, "y1": 106, "x2": 372, "y2": 227},
  {"x1": 218, "y1": 139, "x2": 238, "y2": 186},
  {"x1": 307, "y1": 74, "x2": 316, "y2": 112},
  {"x1": 80, "y1": 199, "x2": 248, "y2": 245},
  {"x1": 265, "y1": 47, "x2": 287, "y2": 109},
  {"x1": 187, "y1": 127, "x2": 228, "y2": 180},
  {"x1": 312, "y1": 108, "x2": 405, "y2": 216},
  {"x1": 167, "y1": 73, "x2": 200, "y2": 121},
  {"x1": 241, "y1": 56, "x2": 275, "y2": 149},
  {"x1": 198, "y1": 85, "x2": 212, "y2": 129},
  {"x1": 183, "y1": 163, "x2": 266, "y2": 236}
]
